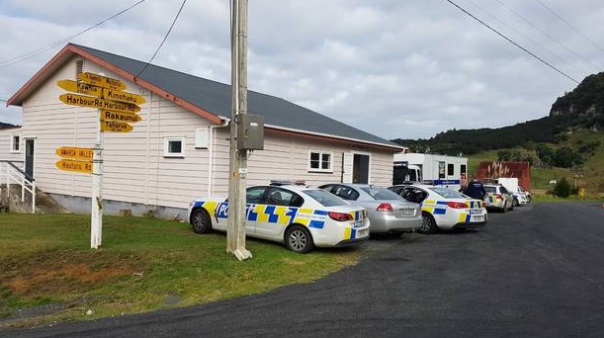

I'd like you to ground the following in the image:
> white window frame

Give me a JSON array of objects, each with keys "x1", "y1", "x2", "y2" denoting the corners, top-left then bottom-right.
[
  {"x1": 308, "y1": 150, "x2": 333, "y2": 173},
  {"x1": 10, "y1": 133, "x2": 21, "y2": 153},
  {"x1": 164, "y1": 136, "x2": 185, "y2": 158}
]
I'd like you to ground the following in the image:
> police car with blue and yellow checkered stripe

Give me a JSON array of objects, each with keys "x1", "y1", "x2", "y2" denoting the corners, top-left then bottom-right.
[
  {"x1": 389, "y1": 184, "x2": 487, "y2": 234},
  {"x1": 188, "y1": 185, "x2": 370, "y2": 253}
]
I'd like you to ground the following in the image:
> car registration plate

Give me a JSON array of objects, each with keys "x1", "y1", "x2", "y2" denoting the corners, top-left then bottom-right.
[
  {"x1": 472, "y1": 215, "x2": 484, "y2": 222},
  {"x1": 352, "y1": 220, "x2": 364, "y2": 229},
  {"x1": 469, "y1": 209, "x2": 482, "y2": 215}
]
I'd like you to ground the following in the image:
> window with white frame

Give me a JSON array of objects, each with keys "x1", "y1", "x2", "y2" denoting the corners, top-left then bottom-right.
[
  {"x1": 308, "y1": 151, "x2": 332, "y2": 172},
  {"x1": 164, "y1": 137, "x2": 185, "y2": 157},
  {"x1": 10, "y1": 134, "x2": 21, "y2": 152}
]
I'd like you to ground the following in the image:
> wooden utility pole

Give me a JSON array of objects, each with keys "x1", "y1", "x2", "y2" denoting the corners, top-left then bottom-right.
[{"x1": 227, "y1": 0, "x2": 252, "y2": 260}]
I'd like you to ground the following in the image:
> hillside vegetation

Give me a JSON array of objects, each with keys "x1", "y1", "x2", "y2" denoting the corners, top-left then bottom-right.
[{"x1": 393, "y1": 72, "x2": 604, "y2": 196}]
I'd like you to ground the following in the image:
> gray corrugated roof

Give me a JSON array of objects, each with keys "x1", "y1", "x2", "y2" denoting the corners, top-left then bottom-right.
[{"x1": 76, "y1": 44, "x2": 400, "y2": 148}]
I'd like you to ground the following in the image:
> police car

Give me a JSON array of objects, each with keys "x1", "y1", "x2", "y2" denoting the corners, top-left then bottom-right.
[
  {"x1": 187, "y1": 185, "x2": 370, "y2": 253},
  {"x1": 389, "y1": 184, "x2": 487, "y2": 234}
]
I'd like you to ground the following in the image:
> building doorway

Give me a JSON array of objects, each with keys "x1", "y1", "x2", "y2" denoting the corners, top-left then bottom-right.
[
  {"x1": 342, "y1": 152, "x2": 371, "y2": 184},
  {"x1": 25, "y1": 139, "x2": 35, "y2": 179}
]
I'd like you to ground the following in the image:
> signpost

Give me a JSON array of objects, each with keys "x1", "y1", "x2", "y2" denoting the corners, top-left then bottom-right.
[
  {"x1": 101, "y1": 110, "x2": 142, "y2": 123},
  {"x1": 57, "y1": 72, "x2": 143, "y2": 249},
  {"x1": 57, "y1": 80, "x2": 103, "y2": 98},
  {"x1": 55, "y1": 159, "x2": 93, "y2": 174},
  {"x1": 55, "y1": 146, "x2": 94, "y2": 160},
  {"x1": 102, "y1": 88, "x2": 146, "y2": 105},
  {"x1": 59, "y1": 93, "x2": 141, "y2": 114},
  {"x1": 101, "y1": 119, "x2": 134, "y2": 133},
  {"x1": 78, "y1": 72, "x2": 127, "y2": 90}
]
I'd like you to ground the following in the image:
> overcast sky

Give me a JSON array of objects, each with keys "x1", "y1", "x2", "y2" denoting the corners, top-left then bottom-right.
[{"x1": 1, "y1": 0, "x2": 602, "y2": 140}]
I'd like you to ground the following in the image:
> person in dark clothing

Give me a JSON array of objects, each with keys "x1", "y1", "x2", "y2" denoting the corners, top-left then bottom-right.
[{"x1": 463, "y1": 180, "x2": 486, "y2": 200}]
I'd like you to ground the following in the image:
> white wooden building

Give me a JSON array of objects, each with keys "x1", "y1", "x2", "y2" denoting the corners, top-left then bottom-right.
[{"x1": 1, "y1": 43, "x2": 403, "y2": 218}]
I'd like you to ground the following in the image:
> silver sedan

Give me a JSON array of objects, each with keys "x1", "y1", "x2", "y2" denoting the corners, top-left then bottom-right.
[{"x1": 319, "y1": 183, "x2": 422, "y2": 235}]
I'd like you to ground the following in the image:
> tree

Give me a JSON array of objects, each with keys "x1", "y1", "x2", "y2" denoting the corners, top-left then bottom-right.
[{"x1": 553, "y1": 177, "x2": 571, "y2": 197}]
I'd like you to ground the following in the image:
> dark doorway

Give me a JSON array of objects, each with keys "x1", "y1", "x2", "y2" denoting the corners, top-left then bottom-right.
[
  {"x1": 25, "y1": 139, "x2": 35, "y2": 179},
  {"x1": 353, "y1": 154, "x2": 370, "y2": 184}
]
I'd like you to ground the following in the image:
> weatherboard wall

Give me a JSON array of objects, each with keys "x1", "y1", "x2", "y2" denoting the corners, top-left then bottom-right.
[{"x1": 12, "y1": 56, "x2": 395, "y2": 216}]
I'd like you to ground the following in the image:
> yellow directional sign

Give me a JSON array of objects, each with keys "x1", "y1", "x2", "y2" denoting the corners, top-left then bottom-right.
[
  {"x1": 59, "y1": 93, "x2": 141, "y2": 114},
  {"x1": 103, "y1": 88, "x2": 146, "y2": 105},
  {"x1": 56, "y1": 159, "x2": 93, "y2": 174},
  {"x1": 57, "y1": 80, "x2": 103, "y2": 97},
  {"x1": 55, "y1": 147, "x2": 94, "y2": 160},
  {"x1": 78, "y1": 72, "x2": 127, "y2": 91},
  {"x1": 101, "y1": 110, "x2": 142, "y2": 123},
  {"x1": 101, "y1": 119, "x2": 133, "y2": 133}
]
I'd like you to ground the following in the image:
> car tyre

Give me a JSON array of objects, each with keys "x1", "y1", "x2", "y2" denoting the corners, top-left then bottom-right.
[
  {"x1": 191, "y1": 208, "x2": 212, "y2": 234},
  {"x1": 513, "y1": 198, "x2": 519, "y2": 207},
  {"x1": 509, "y1": 201, "x2": 514, "y2": 211},
  {"x1": 501, "y1": 202, "x2": 507, "y2": 213},
  {"x1": 285, "y1": 225, "x2": 314, "y2": 253},
  {"x1": 419, "y1": 212, "x2": 438, "y2": 234}
]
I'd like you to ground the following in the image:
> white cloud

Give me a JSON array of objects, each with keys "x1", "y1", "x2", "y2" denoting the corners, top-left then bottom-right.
[{"x1": 1, "y1": 0, "x2": 601, "y2": 140}]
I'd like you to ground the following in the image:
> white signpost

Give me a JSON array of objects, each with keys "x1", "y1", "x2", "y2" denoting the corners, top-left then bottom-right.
[{"x1": 57, "y1": 73, "x2": 141, "y2": 249}]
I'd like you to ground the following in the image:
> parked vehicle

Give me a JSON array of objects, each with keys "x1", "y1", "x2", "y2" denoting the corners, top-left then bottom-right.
[
  {"x1": 389, "y1": 184, "x2": 488, "y2": 234},
  {"x1": 188, "y1": 185, "x2": 370, "y2": 253},
  {"x1": 393, "y1": 152, "x2": 468, "y2": 191},
  {"x1": 518, "y1": 186, "x2": 531, "y2": 203},
  {"x1": 483, "y1": 183, "x2": 514, "y2": 212},
  {"x1": 319, "y1": 183, "x2": 422, "y2": 235},
  {"x1": 497, "y1": 177, "x2": 529, "y2": 206}
]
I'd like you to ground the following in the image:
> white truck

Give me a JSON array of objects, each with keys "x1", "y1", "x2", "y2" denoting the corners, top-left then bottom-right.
[{"x1": 393, "y1": 152, "x2": 468, "y2": 191}]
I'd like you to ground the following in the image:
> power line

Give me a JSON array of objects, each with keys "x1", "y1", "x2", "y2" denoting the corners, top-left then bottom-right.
[
  {"x1": 494, "y1": 0, "x2": 601, "y2": 73},
  {"x1": 534, "y1": 0, "x2": 604, "y2": 54},
  {"x1": 134, "y1": 0, "x2": 188, "y2": 79},
  {"x1": 444, "y1": 0, "x2": 579, "y2": 84},
  {"x1": 0, "y1": 0, "x2": 149, "y2": 69},
  {"x1": 464, "y1": 0, "x2": 590, "y2": 77}
]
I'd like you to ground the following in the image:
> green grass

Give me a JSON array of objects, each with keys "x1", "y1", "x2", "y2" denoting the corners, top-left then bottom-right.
[{"x1": 0, "y1": 214, "x2": 359, "y2": 328}]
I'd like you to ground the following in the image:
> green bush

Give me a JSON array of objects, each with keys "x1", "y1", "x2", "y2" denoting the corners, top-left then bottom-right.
[{"x1": 553, "y1": 177, "x2": 572, "y2": 197}]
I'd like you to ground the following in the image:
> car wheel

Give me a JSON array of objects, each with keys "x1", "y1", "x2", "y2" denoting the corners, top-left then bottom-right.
[
  {"x1": 191, "y1": 208, "x2": 212, "y2": 234},
  {"x1": 285, "y1": 225, "x2": 314, "y2": 253},
  {"x1": 509, "y1": 200, "x2": 514, "y2": 211},
  {"x1": 513, "y1": 198, "x2": 519, "y2": 207},
  {"x1": 501, "y1": 201, "x2": 508, "y2": 213},
  {"x1": 420, "y1": 212, "x2": 438, "y2": 234}
]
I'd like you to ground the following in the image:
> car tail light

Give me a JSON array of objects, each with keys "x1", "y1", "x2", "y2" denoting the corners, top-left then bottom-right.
[
  {"x1": 328, "y1": 212, "x2": 353, "y2": 222},
  {"x1": 447, "y1": 201, "x2": 469, "y2": 209},
  {"x1": 376, "y1": 203, "x2": 393, "y2": 212},
  {"x1": 495, "y1": 194, "x2": 503, "y2": 200}
]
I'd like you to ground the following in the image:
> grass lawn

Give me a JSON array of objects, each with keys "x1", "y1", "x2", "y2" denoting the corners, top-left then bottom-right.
[{"x1": 0, "y1": 213, "x2": 360, "y2": 328}]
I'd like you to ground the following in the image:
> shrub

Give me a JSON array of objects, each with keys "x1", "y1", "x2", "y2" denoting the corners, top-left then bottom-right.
[{"x1": 553, "y1": 177, "x2": 572, "y2": 198}]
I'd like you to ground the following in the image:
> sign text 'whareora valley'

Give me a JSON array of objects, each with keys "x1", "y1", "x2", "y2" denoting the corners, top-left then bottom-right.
[{"x1": 55, "y1": 146, "x2": 93, "y2": 160}]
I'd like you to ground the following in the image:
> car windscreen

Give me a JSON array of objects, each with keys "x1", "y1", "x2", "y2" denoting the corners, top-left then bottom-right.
[
  {"x1": 360, "y1": 187, "x2": 402, "y2": 200},
  {"x1": 429, "y1": 187, "x2": 467, "y2": 199},
  {"x1": 303, "y1": 189, "x2": 348, "y2": 207},
  {"x1": 484, "y1": 186, "x2": 497, "y2": 193}
]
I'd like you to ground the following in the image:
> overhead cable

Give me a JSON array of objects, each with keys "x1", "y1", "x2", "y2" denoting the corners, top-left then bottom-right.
[
  {"x1": 0, "y1": 0, "x2": 149, "y2": 69},
  {"x1": 444, "y1": 0, "x2": 579, "y2": 84},
  {"x1": 495, "y1": 0, "x2": 601, "y2": 72},
  {"x1": 534, "y1": 0, "x2": 604, "y2": 54},
  {"x1": 134, "y1": 0, "x2": 188, "y2": 79}
]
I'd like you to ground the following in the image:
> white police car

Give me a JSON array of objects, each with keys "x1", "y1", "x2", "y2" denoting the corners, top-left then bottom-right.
[
  {"x1": 188, "y1": 185, "x2": 370, "y2": 253},
  {"x1": 389, "y1": 184, "x2": 487, "y2": 234}
]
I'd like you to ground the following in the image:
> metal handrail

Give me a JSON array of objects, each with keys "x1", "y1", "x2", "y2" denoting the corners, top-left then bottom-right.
[
  {"x1": 0, "y1": 160, "x2": 34, "y2": 182},
  {"x1": 0, "y1": 160, "x2": 36, "y2": 213}
]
